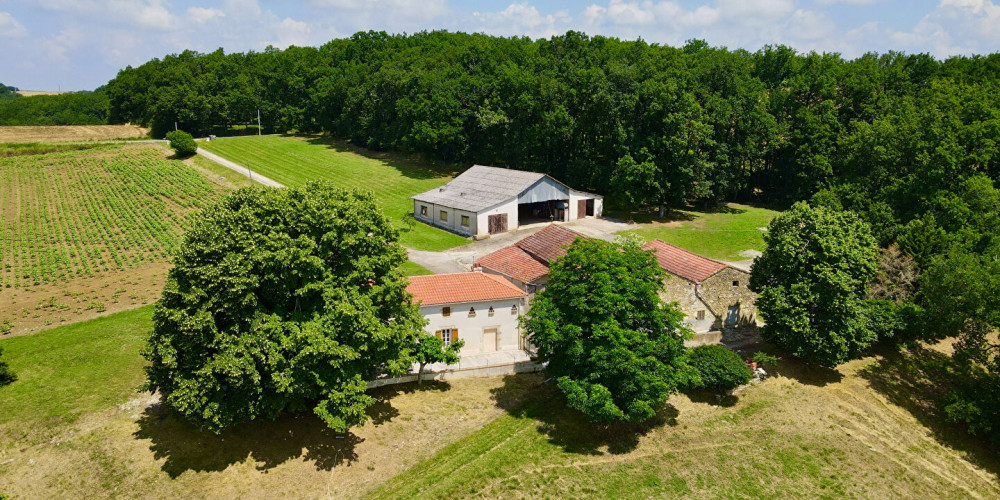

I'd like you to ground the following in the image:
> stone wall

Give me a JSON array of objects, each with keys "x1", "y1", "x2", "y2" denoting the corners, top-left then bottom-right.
[
  {"x1": 658, "y1": 274, "x2": 716, "y2": 333},
  {"x1": 698, "y1": 267, "x2": 757, "y2": 329}
]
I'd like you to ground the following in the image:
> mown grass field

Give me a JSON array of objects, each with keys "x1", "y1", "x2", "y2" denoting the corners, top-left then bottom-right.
[
  {"x1": 625, "y1": 203, "x2": 780, "y2": 261},
  {"x1": 199, "y1": 135, "x2": 470, "y2": 251},
  {"x1": 1, "y1": 307, "x2": 997, "y2": 498},
  {"x1": 0, "y1": 124, "x2": 148, "y2": 143},
  {"x1": 0, "y1": 144, "x2": 222, "y2": 289}
]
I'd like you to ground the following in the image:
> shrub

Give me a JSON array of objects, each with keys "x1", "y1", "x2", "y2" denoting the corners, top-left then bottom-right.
[
  {"x1": 165, "y1": 130, "x2": 197, "y2": 157},
  {"x1": 0, "y1": 345, "x2": 15, "y2": 387},
  {"x1": 685, "y1": 345, "x2": 753, "y2": 393},
  {"x1": 751, "y1": 351, "x2": 778, "y2": 367}
]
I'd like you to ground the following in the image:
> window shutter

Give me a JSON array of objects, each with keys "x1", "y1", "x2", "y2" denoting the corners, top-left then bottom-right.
[
  {"x1": 435, "y1": 330, "x2": 442, "y2": 340},
  {"x1": 452, "y1": 328, "x2": 459, "y2": 342}
]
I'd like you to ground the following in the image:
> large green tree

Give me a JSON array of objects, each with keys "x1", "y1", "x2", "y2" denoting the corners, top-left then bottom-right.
[
  {"x1": 750, "y1": 202, "x2": 879, "y2": 366},
  {"x1": 523, "y1": 236, "x2": 690, "y2": 423},
  {"x1": 143, "y1": 182, "x2": 426, "y2": 433}
]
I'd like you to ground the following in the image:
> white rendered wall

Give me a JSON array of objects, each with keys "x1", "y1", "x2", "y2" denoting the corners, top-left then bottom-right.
[
  {"x1": 419, "y1": 297, "x2": 526, "y2": 354},
  {"x1": 475, "y1": 198, "x2": 519, "y2": 237}
]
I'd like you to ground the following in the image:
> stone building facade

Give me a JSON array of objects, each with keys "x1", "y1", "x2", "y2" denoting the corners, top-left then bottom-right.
[{"x1": 643, "y1": 239, "x2": 759, "y2": 347}]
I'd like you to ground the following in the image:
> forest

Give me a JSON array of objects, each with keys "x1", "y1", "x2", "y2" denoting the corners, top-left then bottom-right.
[
  {"x1": 0, "y1": 87, "x2": 108, "y2": 126},
  {"x1": 98, "y1": 30, "x2": 1000, "y2": 443}
]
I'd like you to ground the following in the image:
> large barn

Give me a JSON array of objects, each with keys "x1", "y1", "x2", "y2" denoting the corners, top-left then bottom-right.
[{"x1": 411, "y1": 165, "x2": 603, "y2": 238}]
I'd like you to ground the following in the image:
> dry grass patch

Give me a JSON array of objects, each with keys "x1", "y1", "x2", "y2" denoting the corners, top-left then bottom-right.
[
  {"x1": 0, "y1": 125, "x2": 148, "y2": 143},
  {"x1": 374, "y1": 341, "x2": 1000, "y2": 499}
]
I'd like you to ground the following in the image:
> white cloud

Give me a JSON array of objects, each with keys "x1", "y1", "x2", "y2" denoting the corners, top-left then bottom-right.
[
  {"x1": 0, "y1": 11, "x2": 27, "y2": 38},
  {"x1": 473, "y1": 3, "x2": 569, "y2": 38},
  {"x1": 313, "y1": 0, "x2": 450, "y2": 21},
  {"x1": 273, "y1": 17, "x2": 312, "y2": 48},
  {"x1": 188, "y1": 7, "x2": 225, "y2": 24}
]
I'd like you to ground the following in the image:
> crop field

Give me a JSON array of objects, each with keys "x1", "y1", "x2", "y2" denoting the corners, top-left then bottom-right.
[
  {"x1": 199, "y1": 135, "x2": 470, "y2": 251},
  {"x1": 0, "y1": 144, "x2": 219, "y2": 289},
  {"x1": 0, "y1": 308, "x2": 997, "y2": 498},
  {"x1": 0, "y1": 124, "x2": 148, "y2": 143}
]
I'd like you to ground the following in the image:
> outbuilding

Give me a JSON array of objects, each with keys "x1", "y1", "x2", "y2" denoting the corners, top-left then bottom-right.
[
  {"x1": 642, "y1": 239, "x2": 759, "y2": 346},
  {"x1": 412, "y1": 165, "x2": 603, "y2": 238}
]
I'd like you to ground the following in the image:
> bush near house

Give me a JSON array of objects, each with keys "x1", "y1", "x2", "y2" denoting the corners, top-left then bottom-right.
[
  {"x1": 165, "y1": 130, "x2": 197, "y2": 157},
  {"x1": 684, "y1": 345, "x2": 753, "y2": 393}
]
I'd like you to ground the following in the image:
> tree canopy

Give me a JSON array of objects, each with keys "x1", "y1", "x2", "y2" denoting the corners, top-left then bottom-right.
[
  {"x1": 750, "y1": 202, "x2": 879, "y2": 366},
  {"x1": 0, "y1": 91, "x2": 108, "y2": 125},
  {"x1": 523, "y1": 236, "x2": 689, "y2": 423},
  {"x1": 143, "y1": 182, "x2": 426, "y2": 433},
  {"x1": 103, "y1": 32, "x2": 1000, "y2": 220},
  {"x1": 0, "y1": 345, "x2": 15, "y2": 387}
]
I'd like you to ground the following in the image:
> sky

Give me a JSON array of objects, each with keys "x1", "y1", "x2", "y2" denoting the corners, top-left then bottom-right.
[{"x1": 1, "y1": 0, "x2": 999, "y2": 91}]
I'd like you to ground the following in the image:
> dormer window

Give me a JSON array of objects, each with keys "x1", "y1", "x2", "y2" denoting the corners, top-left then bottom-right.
[{"x1": 442, "y1": 307, "x2": 451, "y2": 317}]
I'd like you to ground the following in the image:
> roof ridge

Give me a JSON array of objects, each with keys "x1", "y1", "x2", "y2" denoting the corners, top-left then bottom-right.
[{"x1": 645, "y1": 239, "x2": 730, "y2": 268}]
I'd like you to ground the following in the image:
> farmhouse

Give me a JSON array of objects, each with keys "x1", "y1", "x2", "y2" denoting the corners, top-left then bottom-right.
[
  {"x1": 474, "y1": 224, "x2": 587, "y2": 292},
  {"x1": 404, "y1": 271, "x2": 535, "y2": 378},
  {"x1": 411, "y1": 165, "x2": 603, "y2": 238},
  {"x1": 642, "y1": 239, "x2": 758, "y2": 343}
]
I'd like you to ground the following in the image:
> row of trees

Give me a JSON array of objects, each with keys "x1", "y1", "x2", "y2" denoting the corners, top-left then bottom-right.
[
  {"x1": 105, "y1": 31, "x2": 1000, "y2": 210},
  {"x1": 0, "y1": 88, "x2": 109, "y2": 126}
]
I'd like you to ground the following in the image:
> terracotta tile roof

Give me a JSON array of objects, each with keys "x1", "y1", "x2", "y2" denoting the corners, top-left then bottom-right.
[
  {"x1": 406, "y1": 272, "x2": 527, "y2": 306},
  {"x1": 474, "y1": 245, "x2": 550, "y2": 284},
  {"x1": 515, "y1": 224, "x2": 587, "y2": 264},
  {"x1": 642, "y1": 239, "x2": 727, "y2": 283}
]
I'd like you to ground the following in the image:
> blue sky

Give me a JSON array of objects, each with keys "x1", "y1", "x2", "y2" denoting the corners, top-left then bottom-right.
[{"x1": 1, "y1": 0, "x2": 998, "y2": 91}]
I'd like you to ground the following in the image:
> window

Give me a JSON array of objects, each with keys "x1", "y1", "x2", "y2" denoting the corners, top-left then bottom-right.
[
  {"x1": 696, "y1": 310, "x2": 706, "y2": 320},
  {"x1": 441, "y1": 328, "x2": 453, "y2": 347},
  {"x1": 461, "y1": 215, "x2": 470, "y2": 227},
  {"x1": 511, "y1": 305, "x2": 519, "y2": 316},
  {"x1": 488, "y1": 306, "x2": 495, "y2": 317},
  {"x1": 440, "y1": 210, "x2": 448, "y2": 221},
  {"x1": 468, "y1": 307, "x2": 476, "y2": 318},
  {"x1": 420, "y1": 205, "x2": 428, "y2": 216},
  {"x1": 732, "y1": 280, "x2": 739, "y2": 287},
  {"x1": 442, "y1": 306, "x2": 451, "y2": 317}
]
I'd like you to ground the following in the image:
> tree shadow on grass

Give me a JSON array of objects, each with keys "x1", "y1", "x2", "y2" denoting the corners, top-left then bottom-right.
[
  {"x1": 300, "y1": 134, "x2": 460, "y2": 181},
  {"x1": 859, "y1": 345, "x2": 1000, "y2": 479},
  {"x1": 490, "y1": 373, "x2": 678, "y2": 456},
  {"x1": 767, "y1": 352, "x2": 844, "y2": 387},
  {"x1": 135, "y1": 380, "x2": 452, "y2": 478},
  {"x1": 682, "y1": 388, "x2": 740, "y2": 408}
]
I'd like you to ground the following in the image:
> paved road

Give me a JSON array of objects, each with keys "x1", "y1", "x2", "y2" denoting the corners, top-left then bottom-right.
[{"x1": 195, "y1": 147, "x2": 285, "y2": 188}]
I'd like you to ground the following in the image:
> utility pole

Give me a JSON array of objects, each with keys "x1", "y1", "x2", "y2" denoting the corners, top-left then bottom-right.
[{"x1": 257, "y1": 108, "x2": 261, "y2": 136}]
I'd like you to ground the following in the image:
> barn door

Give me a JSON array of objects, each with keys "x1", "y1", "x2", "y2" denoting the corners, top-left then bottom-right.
[
  {"x1": 577, "y1": 199, "x2": 587, "y2": 219},
  {"x1": 488, "y1": 214, "x2": 508, "y2": 234}
]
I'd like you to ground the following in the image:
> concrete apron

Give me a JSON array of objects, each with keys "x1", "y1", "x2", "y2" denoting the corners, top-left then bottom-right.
[{"x1": 367, "y1": 349, "x2": 543, "y2": 388}]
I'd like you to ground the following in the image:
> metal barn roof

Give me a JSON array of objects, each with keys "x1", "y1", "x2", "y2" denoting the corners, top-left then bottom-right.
[{"x1": 411, "y1": 165, "x2": 550, "y2": 212}]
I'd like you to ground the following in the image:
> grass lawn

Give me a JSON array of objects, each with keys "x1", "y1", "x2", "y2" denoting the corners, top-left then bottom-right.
[
  {"x1": 199, "y1": 135, "x2": 470, "y2": 251},
  {"x1": 400, "y1": 260, "x2": 433, "y2": 277},
  {"x1": 0, "y1": 306, "x2": 152, "y2": 445},
  {"x1": 371, "y1": 346, "x2": 1000, "y2": 499},
  {"x1": 624, "y1": 203, "x2": 780, "y2": 261}
]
